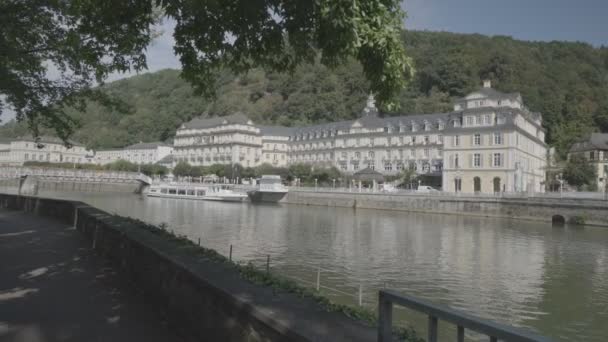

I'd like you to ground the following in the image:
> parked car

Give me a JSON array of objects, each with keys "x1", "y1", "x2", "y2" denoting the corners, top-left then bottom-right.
[{"x1": 416, "y1": 185, "x2": 439, "y2": 193}]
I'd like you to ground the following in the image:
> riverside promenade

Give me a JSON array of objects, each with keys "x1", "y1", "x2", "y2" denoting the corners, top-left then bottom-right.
[{"x1": 0, "y1": 209, "x2": 181, "y2": 342}]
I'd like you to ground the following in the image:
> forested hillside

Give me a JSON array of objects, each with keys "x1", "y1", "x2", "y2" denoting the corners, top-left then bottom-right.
[{"x1": 1, "y1": 30, "x2": 607, "y2": 158}]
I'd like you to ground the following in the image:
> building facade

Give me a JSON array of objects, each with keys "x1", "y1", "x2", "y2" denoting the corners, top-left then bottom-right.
[
  {"x1": 94, "y1": 142, "x2": 173, "y2": 165},
  {"x1": 568, "y1": 133, "x2": 608, "y2": 191},
  {"x1": 173, "y1": 82, "x2": 547, "y2": 193},
  {"x1": 442, "y1": 81, "x2": 547, "y2": 193},
  {"x1": 173, "y1": 113, "x2": 264, "y2": 168},
  {"x1": 0, "y1": 136, "x2": 92, "y2": 166}
]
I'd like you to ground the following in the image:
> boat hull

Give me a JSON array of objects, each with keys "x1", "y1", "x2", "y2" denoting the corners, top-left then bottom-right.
[
  {"x1": 247, "y1": 190, "x2": 287, "y2": 203},
  {"x1": 147, "y1": 192, "x2": 246, "y2": 202}
]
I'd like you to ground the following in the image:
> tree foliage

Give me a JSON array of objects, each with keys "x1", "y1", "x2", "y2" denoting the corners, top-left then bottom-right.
[
  {"x1": 2, "y1": 30, "x2": 607, "y2": 158},
  {"x1": 0, "y1": 0, "x2": 412, "y2": 140},
  {"x1": 563, "y1": 155, "x2": 597, "y2": 191}
]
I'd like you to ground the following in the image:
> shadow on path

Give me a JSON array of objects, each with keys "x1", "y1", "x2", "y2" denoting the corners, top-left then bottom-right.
[{"x1": 0, "y1": 210, "x2": 181, "y2": 342}]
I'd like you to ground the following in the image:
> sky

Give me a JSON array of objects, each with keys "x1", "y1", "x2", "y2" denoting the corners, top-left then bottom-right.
[{"x1": 2, "y1": 0, "x2": 607, "y2": 121}]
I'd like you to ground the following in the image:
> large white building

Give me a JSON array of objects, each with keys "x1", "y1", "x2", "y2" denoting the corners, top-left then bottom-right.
[
  {"x1": 442, "y1": 81, "x2": 547, "y2": 193},
  {"x1": 172, "y1": 81, "x2": 547, "y2": 193},
  {"x1": 0, "y1": 136, "x2": 92, "y2": 166},
  {"x1": 94, "y1": 142, "x2": 173, "y2": 165}
]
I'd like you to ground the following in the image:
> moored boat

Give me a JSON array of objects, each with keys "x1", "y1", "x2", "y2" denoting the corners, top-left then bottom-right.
[
  {"x1": 147, "y1": 183, "x2": 247, "y2": 202},
  {"x1": 247, "y1": 175, "x2": 288, "y2": 203}
]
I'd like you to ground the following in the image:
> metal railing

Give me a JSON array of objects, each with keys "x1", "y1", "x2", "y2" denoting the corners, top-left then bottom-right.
[
  {"x1": 378, "y1": 290, "x2": 553, "y2": 342},
  {"x1": 0, "y1": 166, "x2": 151, "y2": 184}
]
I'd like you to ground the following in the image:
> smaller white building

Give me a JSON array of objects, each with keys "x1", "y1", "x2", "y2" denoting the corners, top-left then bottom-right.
[
  {"x1": 94, "y1": 142, "x2": 173, "y2": 165},
  {"x1": 0, "y1": 136, "x2": 92, "y2": 166}
]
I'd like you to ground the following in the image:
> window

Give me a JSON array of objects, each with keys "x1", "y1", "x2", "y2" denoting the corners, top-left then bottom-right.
[
  {"x1": 474, "y1": 134, "x2": 481, "y2": 146},
  {"x1": 454, "y1": 135, "x2": 460, "y2": 146},
  {"x1": 341, "y1": 152, "x2": 347, "y2": 159},
  {"x1": 368, "y1": 151, "x2": 375, "y2": 158},
  {"x1": 424, "y1": 136, "x2": 429, "y2": 144},
  {"x1": 466, "y1": 117, "x2": 474, "y2": 125},
  {"x1": 454, "y1": 178, "x2": 462, "y2": 192},
  {"x1": 475, "y1": 116, "x2": 481, "y2": 125},
  {"x1": 384, "y1": 163, "x2": 393, "y2": 171},
  {"x1": 424, "y1": 149, "x2": 429, "y2": 157},
  {"x1": 493, "y1": 153, "x2": 502, "y2": 167},
  {"x1": 494, "y1": 133, "x2": 503, "y2": 145},
  {"x1": 412, "y1": 136, "x2": 416, "y2": 144},
  {"x1": 410, "y1": 149, "x2": 415, "y2": 158},
  {"x1": 484, "y1": 115, "x2": 491, "y2": 125},
  {"x1": 24, "y1": 153, "x2": 29, "y2": 160},
  {"x1": 355, "y1": 152, "x2": 360, "y2": 159},
  {"x1": 399, "y1": 136, "x2": 404, "y2": 144},
  {"x1": 455, "y1": 154, "x2": 459, "y2": 168},
  {"x1": 438, "y1": 135, "x2": 443, "y2": 144},
  {"x1": 474, "y1": 153, "x2": 481, "y2": 167}
]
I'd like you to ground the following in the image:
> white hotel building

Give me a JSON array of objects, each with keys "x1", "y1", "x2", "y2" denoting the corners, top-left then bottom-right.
[
  {"x1": 94, "y1": 142, "x2": 173, "y2": 165},
  {"x1": 0, "y1": 136, "x2": 92, "y2": 166},
  {"x1": 173, "y1": 81, "x2": 547, "y2": 193}
]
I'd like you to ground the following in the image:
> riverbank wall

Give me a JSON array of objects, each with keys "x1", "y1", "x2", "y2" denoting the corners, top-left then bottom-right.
[
  {"x1": 284, "y1": 190, "x2": 608, "y2": 227},
  {"x1": 0, "y1": 193, "x2": 376, "y2": 342}
]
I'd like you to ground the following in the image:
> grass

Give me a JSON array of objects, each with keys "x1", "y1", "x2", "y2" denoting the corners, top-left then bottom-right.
[{"x1": 115, "y1": 215, "x2": 422, "y2": 342}]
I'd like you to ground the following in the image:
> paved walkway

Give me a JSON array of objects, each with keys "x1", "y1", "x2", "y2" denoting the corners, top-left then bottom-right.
[{"x1": 0, "y1": 209, "x2": 181, "y2": 342}]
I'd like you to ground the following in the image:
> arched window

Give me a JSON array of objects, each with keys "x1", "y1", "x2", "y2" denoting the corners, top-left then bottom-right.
[
  {"x1": 474, "y1": 177, "x2": 481, "y2": 192},
  {"x1": 493, "y1": 177, "x2": 501, "y2": 193}
]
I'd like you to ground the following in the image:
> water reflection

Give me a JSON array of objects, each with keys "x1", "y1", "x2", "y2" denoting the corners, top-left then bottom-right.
[{"x1": 17, "y1": 190, "x2": 608, "y2": 341}]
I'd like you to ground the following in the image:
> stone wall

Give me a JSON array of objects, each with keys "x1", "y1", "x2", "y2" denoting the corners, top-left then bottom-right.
[
  {"x1": 284, "y1": 190, "x2": 608, "y2": 226},
  {"x1": 0, "y1": 194, "x2": 375, "y2": 342}
]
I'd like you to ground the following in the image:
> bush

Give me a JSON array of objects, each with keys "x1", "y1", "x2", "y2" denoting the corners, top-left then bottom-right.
[{"x1": 568, "y1": 215, "x2": 586, "y2": 225}]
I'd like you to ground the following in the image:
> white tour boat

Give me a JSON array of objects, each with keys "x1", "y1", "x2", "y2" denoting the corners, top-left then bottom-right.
[
  {"x1": 247, "y1": 175, "x2": 289, "y2": 203},
  {"x1": 147, "y1": 183, "x2": 247, "y2": 202}
]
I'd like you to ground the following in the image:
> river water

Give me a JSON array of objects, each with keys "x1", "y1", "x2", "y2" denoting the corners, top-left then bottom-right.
[{"x1": 29, "y1": 190, "x2": 608, "y2": 341}]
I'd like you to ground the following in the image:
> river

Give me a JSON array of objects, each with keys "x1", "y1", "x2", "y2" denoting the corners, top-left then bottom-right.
[{"x1": 28, "y1": 190, "x2": 608, "y2": 341}]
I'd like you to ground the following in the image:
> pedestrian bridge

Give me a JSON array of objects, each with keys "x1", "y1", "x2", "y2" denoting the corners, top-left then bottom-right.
[{"x1": 0, "y1": 166, "x2": 152, "y2": 185}]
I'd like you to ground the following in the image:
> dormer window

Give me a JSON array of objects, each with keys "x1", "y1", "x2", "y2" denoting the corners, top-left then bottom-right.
[
  {"x1": 424, "y1": 122, "x2": 430, "y2": 131},
  {"x1": 411, "y1": 122, "x2": 418, "y2": 132}
]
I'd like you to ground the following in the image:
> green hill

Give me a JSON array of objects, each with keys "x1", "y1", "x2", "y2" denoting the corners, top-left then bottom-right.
[{"x1": 2, "y1": 30, "x2": 607, "y2": 158}]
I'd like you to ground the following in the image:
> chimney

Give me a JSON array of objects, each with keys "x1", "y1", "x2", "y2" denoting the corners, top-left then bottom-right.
[{"x1": 483, "y1": 80, "x2": 492, "y2": 88}]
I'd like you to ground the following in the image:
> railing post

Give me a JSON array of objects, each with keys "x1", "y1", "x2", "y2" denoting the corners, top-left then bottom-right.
[
  {"x1": 457, "y1": 325, "x2": 464, "y2": 342},
  {"x1": 428, "y1": 315, "x2": 438, "y2": 342},
  {"x1": 377, "y1": 291, "x2": 393, "y2": 342}
]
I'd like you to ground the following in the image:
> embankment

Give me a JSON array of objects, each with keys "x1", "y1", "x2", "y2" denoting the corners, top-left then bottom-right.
[
  {"x1": 283, "y1": 190, "x2": 608, "y2": 227},
  {"x1": 0, "y1": 193, "x2": 376, "y2": 342}
]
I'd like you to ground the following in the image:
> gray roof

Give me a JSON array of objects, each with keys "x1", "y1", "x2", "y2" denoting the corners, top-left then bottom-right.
[
  {"x1": 289, "y1": 113, "x2": 449, "y2": 137},
  {"x1": 456, "y1": 87, "x2": 521, "y2": 102},
  {"x1": 181, "y1": 113, "x2": 252, "y2": 129},
  {"x1": 14, "y1": 135, "x2": 83, "y2": 147},
  {"x1": 124, "y1": 142, "x2": 170, "y2": 150},
  {"x1": 570, "y1": 133, "x2": 608, "y2": 152},
  {"x1": 259, "y1": 126, "x2": 295, "y2": 136}
]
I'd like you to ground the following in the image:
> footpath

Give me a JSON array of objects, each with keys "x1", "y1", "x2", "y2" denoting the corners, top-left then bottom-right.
[{"x1": 0, "y1": 209, "x2": 181, "y2": 342}]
